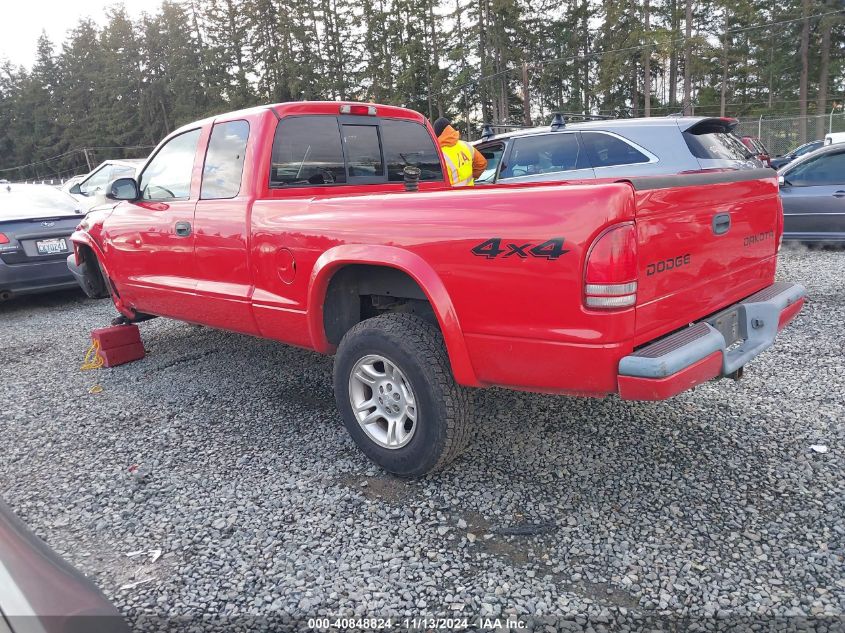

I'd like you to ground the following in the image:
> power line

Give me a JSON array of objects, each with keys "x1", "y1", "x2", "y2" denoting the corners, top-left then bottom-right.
[
  {"x1": 0, "y1": 149, "x2": 82, "y2": 173},
  {"x1": 0, "y1": 145, "x2": 155, "y2": 174}
]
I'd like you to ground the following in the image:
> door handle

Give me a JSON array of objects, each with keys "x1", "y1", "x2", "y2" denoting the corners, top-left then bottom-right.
[
  {"x1": 833, "y1": 191, "x2": 845, "y2": 198},
  {"x1": 174, "y1": 221, "x2": 192, "y2": 237},
  {"x1": 712, "y1": 212, "x2": 731, "y2": 235}
]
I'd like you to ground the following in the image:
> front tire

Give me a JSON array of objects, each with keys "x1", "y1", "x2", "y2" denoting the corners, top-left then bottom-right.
[{"x1": 333, "y1": 313, "x2": 473, "y2": 477}]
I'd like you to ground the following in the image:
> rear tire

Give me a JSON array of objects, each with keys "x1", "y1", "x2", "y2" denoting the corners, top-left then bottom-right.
[{"x1": 333, "y1": 313, "x2": 473, "y2": 477}]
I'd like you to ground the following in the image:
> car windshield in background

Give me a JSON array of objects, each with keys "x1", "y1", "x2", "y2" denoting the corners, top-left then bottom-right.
[
  {"x1": 684, "y1": 124, "x2": 753, "y2": 161},
  {"x1": 0, "y1": 186, "x2": 79, "y2": 216},
  {"x1": 476, "y1": 144, "x2": 503, "y2": 183}
]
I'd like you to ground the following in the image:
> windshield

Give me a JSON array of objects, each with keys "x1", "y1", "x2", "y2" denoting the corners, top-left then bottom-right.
[{"x1": 475, "y1": 143, "x2": 504, "y2": 183}]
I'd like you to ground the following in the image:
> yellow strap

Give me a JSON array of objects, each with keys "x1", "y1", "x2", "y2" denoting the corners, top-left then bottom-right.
[{"x1": 81, "y1": 339, "x2": 104, "y2": 371}]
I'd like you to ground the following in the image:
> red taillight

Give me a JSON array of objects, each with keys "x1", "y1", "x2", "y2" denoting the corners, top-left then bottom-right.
[
  {"x1": 0, "y1": 233, "x2": 9, "y2": 244},
  {"x1": 340, "y1": 104, "x2": 377, "y2": 116},
  {"x1": 584, "y1": 223, "x2": 638, "y2": 309}
]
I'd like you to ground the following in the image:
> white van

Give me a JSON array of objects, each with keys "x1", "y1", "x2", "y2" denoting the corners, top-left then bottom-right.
[{"x1": 823, "y1": 132, "x2": 845, "y2": 145}]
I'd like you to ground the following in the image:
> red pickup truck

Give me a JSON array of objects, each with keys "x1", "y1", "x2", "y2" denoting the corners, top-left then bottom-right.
[{"x1": 68, "y1": 101, "x2": 805, "y2": 476}]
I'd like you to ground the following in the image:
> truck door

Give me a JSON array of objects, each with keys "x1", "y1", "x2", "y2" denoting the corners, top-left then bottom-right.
[
  {"x1": 191, "y1": 118, "x2": 258, "y2": 334},
  {"x1": 101, "y1": 127, "x2": 205, "y2": 319}
]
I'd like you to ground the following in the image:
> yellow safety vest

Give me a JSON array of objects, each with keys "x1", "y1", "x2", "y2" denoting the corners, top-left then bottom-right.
[{"x1": 441, "y1": 140, "x2": 476, "y2": 187}]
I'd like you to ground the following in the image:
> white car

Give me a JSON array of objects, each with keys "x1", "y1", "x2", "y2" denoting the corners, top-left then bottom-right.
[
  {"x1": 823, "y1": 132, "x2": 845, "y2": 145},
  {"x1": 67, "y1": 159, "x2": 146, "y2": 212}
]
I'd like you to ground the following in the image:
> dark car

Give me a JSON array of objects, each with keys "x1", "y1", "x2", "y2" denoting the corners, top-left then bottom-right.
[
  {"x1": 0, "y1": 184, "x2": 84, "y2": 300},
  {"x1": 771, "y1": 140, "x2": 824, "y2": 170},
  {"x1": 473, "y1": 115, "x2": 761, "y2": 185},
  {"x1": 779, "y1": 142, "x2": 845, "y2": 243},
  {"x1": 741, "y1": 136, "x2": 772, "y2": 167},
  {"x1": 0, "y1": 500, "x2": 129, "y2": 633}
]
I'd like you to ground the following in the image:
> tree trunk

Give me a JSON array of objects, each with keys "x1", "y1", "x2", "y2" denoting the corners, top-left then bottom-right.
[
  {"x1": 522, "y1": 61, "x2": 531, "y2": 125},
  {"x1": 816, "y1": 13, "x2": 832, "y2": 139},
  {"x1": 582, "y1": 0, "x2": 590, "y2": 112},
  {"x1": 682, "y1": 0, "x2": 692, "y2": 114},
  {"x1": 720, "y1": 5, "x2": 729, "y2": 117},
  {"x1": 668, "y1": 0, "x2": 678, "y2": 107},
  {"x1": 428, "y1": 0, "x2": 443, "y2": 117},
  {"x1": 643, "y1": 0, "x2": 651, "y2": 117},
  {"x1": 798, "y1": 0, "x2": 810, "y2": 143}
]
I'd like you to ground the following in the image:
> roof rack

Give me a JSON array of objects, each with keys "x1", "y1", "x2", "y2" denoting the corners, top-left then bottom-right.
[
  {"x1": 480, "y1": 123, "x2": 532, "y2": 141},
  {"x1": 550, "y1": 112, "x2": 613, "y2": 131}
]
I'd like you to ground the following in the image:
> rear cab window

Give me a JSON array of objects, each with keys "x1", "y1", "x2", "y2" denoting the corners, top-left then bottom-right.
[{"x1": 270, "y1": 116, "x2": 444, "y2": 188}]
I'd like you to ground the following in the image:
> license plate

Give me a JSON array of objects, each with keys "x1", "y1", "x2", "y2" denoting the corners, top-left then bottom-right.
[
  {"x1": 36, "y1": 238, "x2": 68, "y2": 255},
  {"x1": 707, "y1": 306, "x2": 741, "y2": 346}
]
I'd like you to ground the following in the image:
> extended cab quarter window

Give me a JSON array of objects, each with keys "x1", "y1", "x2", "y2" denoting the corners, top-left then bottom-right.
[
  {"x1": 581, "y1": 132, "x2": 650, "y2": 168},
  {"x1": 140, "y1": 129, "x2": 201, "y2": 200},
  {"x1": 271, "y1": 116, "x2": 346, "y2": 186},
  {"x1": 202, "y1": 120, "x2": 250, "y2": 199},
  {"x1": 380, "y1": 119, "x2": 444, "y2": 182}
]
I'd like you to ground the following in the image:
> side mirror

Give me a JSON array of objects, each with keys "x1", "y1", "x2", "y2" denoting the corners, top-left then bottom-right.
[
  {"x1": 107, "y1": 177, "x2": 140, "y2": 201},
  {"x1": 69, "y1": 183, "x2": 82, "y2": 195}
]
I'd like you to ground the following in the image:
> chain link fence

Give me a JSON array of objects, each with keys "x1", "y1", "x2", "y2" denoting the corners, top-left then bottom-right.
[{"x1": 734, "y1": 112, "x2": 845, "y2": 157}]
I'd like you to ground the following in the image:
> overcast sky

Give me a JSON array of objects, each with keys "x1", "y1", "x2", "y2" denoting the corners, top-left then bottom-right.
[{"x1": 1, "y1": 0, "x2": 163, "y2": 69}]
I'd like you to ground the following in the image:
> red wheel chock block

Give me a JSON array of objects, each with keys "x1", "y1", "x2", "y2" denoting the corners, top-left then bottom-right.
[{"x1": 90, "y1": 324, "x2": 145, "y2": 367}]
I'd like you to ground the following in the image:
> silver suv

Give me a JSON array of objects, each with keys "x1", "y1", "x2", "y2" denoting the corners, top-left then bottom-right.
[{"x1": 473, "y1": 115, "x2": 763, "y2": 184}]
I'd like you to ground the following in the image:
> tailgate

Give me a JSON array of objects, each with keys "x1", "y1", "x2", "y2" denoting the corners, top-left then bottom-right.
[{"x1": 628, "y1": 169, "x2": 781, "y2": 345}]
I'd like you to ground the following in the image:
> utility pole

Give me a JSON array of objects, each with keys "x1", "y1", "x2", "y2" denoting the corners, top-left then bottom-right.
[
  {"x1": 643, "y1": 0, "x2": 651, "y2": 117},
  {"x1": 82, "y1": 148, "x2": 93, "y2": 172},
  {"x1": 522, "y1": 61, "x2": 531, "y2": 126}
]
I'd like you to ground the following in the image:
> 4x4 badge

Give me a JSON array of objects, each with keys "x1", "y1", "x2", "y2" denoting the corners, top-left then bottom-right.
[{"x1": 471, "y1": 237, "x2": 569, "y2": 260}]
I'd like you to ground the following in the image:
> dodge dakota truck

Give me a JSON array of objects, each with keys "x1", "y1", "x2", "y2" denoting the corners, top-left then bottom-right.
[{"x1": 68, "y1": 101, "x2": 805, "y2": 476}]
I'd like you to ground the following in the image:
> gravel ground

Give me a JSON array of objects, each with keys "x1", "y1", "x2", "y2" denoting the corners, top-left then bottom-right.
[{"x1": 1, "y1": 247, "x2": 843, "y2": 632}]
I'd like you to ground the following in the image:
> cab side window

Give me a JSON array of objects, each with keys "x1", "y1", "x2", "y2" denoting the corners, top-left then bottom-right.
[
  {"x1": 499, "y1": 133, "x2": 587, "y2": 179},
  {"x1": 202, "y1": 120, "x2": 250, "y2": 199},
  {"x1": 270, "y1": 116, "x2": 346, "y2": 186},
  {"x1": 140, "y1": 129, "x2": 201, "y2": 200},
  {"x1": 581, "y1": 132, "x2": 650, "y2": 168}
]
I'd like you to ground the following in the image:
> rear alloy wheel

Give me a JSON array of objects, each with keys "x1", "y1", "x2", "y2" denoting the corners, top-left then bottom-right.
[{"x1": 333, "y1": 313, "x2": 473, "y2": 477}]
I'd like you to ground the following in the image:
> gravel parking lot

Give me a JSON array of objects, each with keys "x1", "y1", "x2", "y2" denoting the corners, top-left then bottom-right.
[{"x1": 1, "y1": 247, "x2": 843, "y2": 632}]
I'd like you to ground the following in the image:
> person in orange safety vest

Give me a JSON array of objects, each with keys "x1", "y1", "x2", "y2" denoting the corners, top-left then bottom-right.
[{"x1": 433, "y1": 117, "x2": 488, "y2": 187}]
